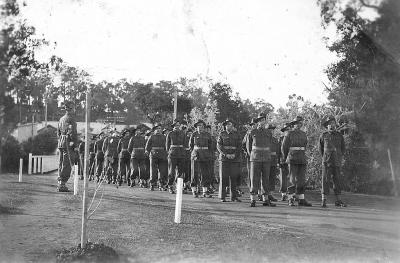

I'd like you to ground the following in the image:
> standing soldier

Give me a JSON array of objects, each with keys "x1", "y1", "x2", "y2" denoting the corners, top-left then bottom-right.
[
  {"x1": 103, "y1": 129, "x2": 119, "y2": 184},
  {"x1": 57, "y1": 101, "x2": 78, "y2": 192},
  {"x1": 128, "y1": 128, "x2": 147, "y2": 188},
  {"x1": 217, "y1": 119, "x2": 242, "y2": 202},
  {"x1": 242, "y1": 118, "x2": 256, "y2": 190},
  {"x1": 267, "y1": 124, "x2": 279, "y2": 202},
  {"x1": 145, "y1": 124, "x2": 168, "y2": 191},
  {"x1": 320, "y1": 116, "x2": 347, "y2": 207},
  {"x1": 206, "y1": 124, "x2": 218, "y2": 193},
  {"x1": 184, "y1": 128, "x2": 194, "y2": 192},
  {"x1": 282, "y1": 116, "x2": 312, "y2": 206},
  {"x1": 94, "y1": 132, "x2": 105, "y2": 183},
  {"x1": 117, "y1": 128, "x2": 131, "y2": 186},
  {"x1": 277, "y1": 123, "x2": 292, "y2": 201},
  {"x1": 246, "y1": 113, "x2": 276, "y2": 207},
  {"x1": 166, "y1": 119, "x2": 186, "y2": 194},
  {"x1": 189, "y1": 119, "x2": 213, "y2": 198},
  {"x1": 143, "y1": 129, "x2": 152, "y2": 188}
]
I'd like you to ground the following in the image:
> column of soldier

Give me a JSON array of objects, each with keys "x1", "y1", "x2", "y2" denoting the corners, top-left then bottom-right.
[{"x1": 80, "y1": 113, "x2": 346, "y2": 208}]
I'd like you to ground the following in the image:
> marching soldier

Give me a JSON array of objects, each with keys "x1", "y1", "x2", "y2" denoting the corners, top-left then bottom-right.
[
  {"x1": 145, "y1": 124, "x2": 168, "y2": 191},
  {"x1": 267, "y1": 124, "x2": 279, "y2": 202},
  {"x1": 102, "y1": 129, "x2": 120, "y2": 184},
  {"x1": 246, "y1": 113, "x2": 276, "y2": 207},
  {"x1": 217, "y1": 119, "x2": 242, "y2": 202},
  {"x1": 319, "y1": 116, "x2": 347, "y2": 207},
  {"x1": 189, "y1": 119, "x2": 213, "y2": 198},
  {"x1": 166, "y1": 119, "x2": 186, "y2": 194},
  {"x1": 94, "y1": 132, "x2": 105, "y2": 182},
  {"x1": 282, "y1": 116, "x2": 312, "y2": 206},
  {"x1": 117, "y1": 128, "x2": 131, "y2": 186},
  {"x1": 57, "y1": 101, "x2": 78, "y2": 192},
  {"x1": 277, "y1": 123, "x2": 292, "y2": 201},
  {"x1": 128, "y1": 127, "x2": 147, "y2": 187}
]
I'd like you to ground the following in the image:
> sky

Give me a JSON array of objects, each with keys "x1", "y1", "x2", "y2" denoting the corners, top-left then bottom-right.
[{"x1": 19, "y1": 0, "x2": 339, "y2": 108}]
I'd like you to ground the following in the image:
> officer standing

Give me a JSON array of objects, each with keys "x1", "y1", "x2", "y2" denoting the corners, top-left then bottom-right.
[
  {"x1": 217, "y1": 119, "x2": 242, "y2": 202},
  {"x1": 128, "y1": 128, "x2": 147, "y2": 187},
  {"x1": 145, "y1": 124, "x2": 168, "y2": 191},
  {"x1": 282, "y1": 116, "x2": 312, "y2": 206},
  {"x1": 102, "y1": 128, "x2": 119, "y2": 184},
  {"x1": 246, "y1": 113, "x2": 276, "y2": 207},
  {"x1": 189, "y1": 120, "x2": 213, "y2": 198},
  {"x1": 319, "y1": 116, "x2": 347, "y2": 207},
  {"x1": 277, "y1": 123, "x2": 292, "y2": 201},
  {"x1": 57, "y1": 101, "x2": 78, "y2": 192},
  {"x1": 117, "y1": 128, "x2": 131, "y2": 186},
  {"x1": 94, "y1": 132, "x2": 105, "y2": 183},
  {"x1": 166, "y1": 119, "x2": 186, "y2": 194}
]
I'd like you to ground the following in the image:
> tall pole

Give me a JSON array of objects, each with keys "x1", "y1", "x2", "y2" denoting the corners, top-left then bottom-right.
[
  {"x1": 81, "y1": 87, "x2": 91, "y2": 248},
  {"x1": 173, "y1": 88, "x2": 178, "y2": 120},
  {"x1": 45, "y1": 100, "x2": 48, "y2": 126}
]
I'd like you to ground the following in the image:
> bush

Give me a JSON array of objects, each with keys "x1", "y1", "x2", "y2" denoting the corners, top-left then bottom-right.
[
  {"x1": 0, "y1": 135, "x2": 23, "y2": 173},
  {"x1": 21, "y1": 129, "x2": 58, "y2": 157}
]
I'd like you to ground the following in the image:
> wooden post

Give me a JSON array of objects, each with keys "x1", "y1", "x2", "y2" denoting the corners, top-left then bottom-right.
[
  {"x1": 174, "y1": 178, "x2": 183, "y2": 223},
  {"x1": 28, "y1": 153, "x2": 32, "y2": 175},
  {"x1": 74, "y1": 165, "x2": 79, "y2": 195},
  {"x1": 19, "y1": 158, "x2": 23, "y2": 182},
  {"x1": 81, "y1": 87, "x2": 91, "y2": 248},
  {"x1": 173, "y1": 88, "x2": 178, "y2": 120},
  {"x1": 387, "y1": 149, "x2": 398, "y2": 197}
]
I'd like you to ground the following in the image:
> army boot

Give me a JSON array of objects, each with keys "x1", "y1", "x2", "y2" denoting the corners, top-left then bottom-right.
[{"x1": 335, "y1": 200, "x2": 347, "y2": 207}]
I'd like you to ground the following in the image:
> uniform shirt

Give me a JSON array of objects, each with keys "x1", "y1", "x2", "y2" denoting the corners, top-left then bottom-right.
[
  {"x1": 145, "y1": 134, "x2": 167, "y2": 160},
  {"x1": 102, "y1": 136, "x2": 119, "y2": 158},
  {"x1": 281, "y1": 128, "x2": 308, "y2": 164},
  {"x1": 217, "y1": 130, "x2": 241, "y2": 162},
  {"x1": 184, "y1": 133, "x2": 192, "y2": 159},
  {"x1": 319, "y1": 130, "x2": 345, "y2": 167},
  {"x1": 246, "y1": 127, "x2": 273, "y2": 162},
  {"x1": 270, "y1": 136, "x2": 279, "y2": 167},
  {"x1": 57, "y1": 113, "x2": 77, "y2": 148},
  {"x1": 189, "y1": 131, "x2": 212, "y2": 161},
  {"x1": 117, "y1": 137, "x2": 131, "y2": 158},
  {"x1": 94, "y1": 138, "x2": 104, "y2": 159},
  {"x1": 128, "y1": 135, "x2": 146, "y2": 159},
  {"x1": 166, "y1": 129, "x2": 186, "y2": 159}
]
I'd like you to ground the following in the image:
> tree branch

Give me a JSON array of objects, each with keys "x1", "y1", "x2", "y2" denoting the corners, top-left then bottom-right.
[{"x1": 359, "y1": 0, "x2": 380, "y2": 10}]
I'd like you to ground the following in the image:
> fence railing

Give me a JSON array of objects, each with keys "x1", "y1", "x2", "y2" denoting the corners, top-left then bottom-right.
[{"x1": 28, "y1": 153, "x2": 58, "y2": 174}]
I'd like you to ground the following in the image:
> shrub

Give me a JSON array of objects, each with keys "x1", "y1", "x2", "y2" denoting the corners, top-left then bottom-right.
[{"x1": 1, "y1": 135, "x2": 23, "y2": 173}]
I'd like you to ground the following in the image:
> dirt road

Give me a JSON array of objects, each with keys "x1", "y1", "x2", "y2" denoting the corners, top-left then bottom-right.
[{"x1": 1, "y1": 172, "x2": 399, "y2": 262}]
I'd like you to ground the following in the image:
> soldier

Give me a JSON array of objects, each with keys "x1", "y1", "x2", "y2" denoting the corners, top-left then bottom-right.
[
  {"x1": 189, "y1": 119, "x2": 213, "y2": 198},
  {"x1": 242, "y1": 118, "x2": 256, "y2": 190},
  {"x1": 143, "y1": 129, "x2": 153, "y2": 187},
  {"x1": 128, "y1": 127, "x2": 147, "y2": 188},
  {"x1": 217, "y1": 119, "x2": 242, "y2": 202},
  {"x1": 117, "y1": 128, "x2": 131, "y2": 186},
  {"x1": 319, "y1": 116, "x2": 347, "y2": 207},
  {"x1": 184, "y1": 127, "x2": 194, "y2": 192},
  {"x1": 277, "y1": 123, "x2": 292, "y2": 201},
  {"x1": 282, "y1": 116, "x2": 312, "y2": 206},
  {"x1": 94, "y1": 132, "x2": 105, "y2": 183},
  {"x1": 246, "y1": 113, "x2": 276, "y2": 207},
  {"x1": 78, "y1": 137, "x2": 85, "y2": 180},
  {"x1": 145, "y1": 124, "x2": 168, "y2": 191},
  {"x1": 166, "y1": 119, "x2": 186, "y2": 194},
  {"x1": 267, "y1": 124, "x2": 279, "y2": 202},
  {"x1": 57, "y1": 101, "x2": 78, "y2": 192},
  {"x1": 205, "y1": 124, "x2": 217, "y2": 193},
  {"x1": 102, "y1": 129, "x2": 120, "y2": 184}
]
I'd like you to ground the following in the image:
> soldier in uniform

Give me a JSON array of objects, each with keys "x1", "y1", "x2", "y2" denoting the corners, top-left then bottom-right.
[
  {"x1": 242, "y1": 118, "x2": 256, "y2": 190},
  {"x1": 282, "y1": 116, "x2": 312, "y2": 206},
  {"x1": 319, "y1": 116, "x2": 347, "y2": 207},
  {"x1": 205, "y1": 124, "x2": 218, "y2": 193},
  {"x1": 143, "y1": 129, "x2": 153, "y2": 188},
  {"x1": 94, "y1": 132, "x2": 105, "y2": 183},
  {"x1": 217, "y1": 119, "x2": 242, "y2": 202},
  {"x1": 57, "y1": 101, "x2": 78, "y2": 192},
  {"x1": 166, "y1": 119, "x2": 186, "y2": 194},
  {"x1": 128, "y1": 127, "x2": 147, "y2": 187},
  {"x1": 246, "y1": 113, "x2": 276, "y2": 207},
  {"x1": 145, "y1": 124, "x2": 168, "y2": 191},
  {"x1": 102, "y1": 129, "x2": 120, "y2": 184},
  {"x1": 117, "y1": 128, "x2": 131, "y2": 186},
  {"x1": 184, "y1": 128, "x2": 194, "y2": 192},
  {"x1": 189, "y1": 119, "x2": 213, "y2": 198},
  {"x1": 277, "y1": 123, "x2": 292, "y2": 201},
  {"x1": 267, "y1": 124, "x2": 279, "y2": 202}
]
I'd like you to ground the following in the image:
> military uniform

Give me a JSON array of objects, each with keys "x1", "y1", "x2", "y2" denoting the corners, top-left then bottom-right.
[
  {"x1": 128, "y1": 133, "x2": 147, "y2": 187},
  {"x1": 102, "y1": 133, "x2": 119, "y2": 183},
  {"x1": 94, "y1": 136, "x2": 105, "y2": 182},
  {"x1": 189, "y1": 129, "x2": 212, "y2": 196},
  {"x1": 117, "y1": 133, "x2": 131, "y2": 185},
  {"x1": 145, "y1": 132, "x2": 168, "y2": 189},
  {"x1": 277, "y1": 135, "x2": 288, "y2": 195},
  {"x1": 217, "y1": 129, "x2": 242, "y2": 201},
  {"x1": 267, "y1": 128, "x2": 279, "y2": 201},
  {"x1": 166, "y1": 129, "x2": 186, "y2": 191},
  {"x1": 57, "y1": 109, "x2": 78, "y2": 191},
  {"x1": 183, "y1": 131, "x2": 193, "y2": 189}
]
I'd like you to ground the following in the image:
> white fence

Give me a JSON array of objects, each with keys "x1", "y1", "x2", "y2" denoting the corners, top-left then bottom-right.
[{"x1": 28, "y1": 153, "x2": 58, "y2": 174}]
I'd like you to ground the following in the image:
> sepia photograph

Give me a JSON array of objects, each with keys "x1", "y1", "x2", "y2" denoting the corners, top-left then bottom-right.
[{"x1": 0, "y1": 0, "x2": 399, "y2": 262}]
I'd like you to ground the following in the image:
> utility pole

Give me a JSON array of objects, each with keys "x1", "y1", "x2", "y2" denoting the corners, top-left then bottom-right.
[
  {"x1": 80, "y1": 87, "x2": 91, "y2": 248},
  {"x1": 173, "y1": 88, "x2": 178, "y2": 120}
]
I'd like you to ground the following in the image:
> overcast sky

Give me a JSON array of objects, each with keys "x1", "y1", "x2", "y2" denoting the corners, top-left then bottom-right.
[{"x1": 20, "y1": 0, "x2": 339, "y2": 108}]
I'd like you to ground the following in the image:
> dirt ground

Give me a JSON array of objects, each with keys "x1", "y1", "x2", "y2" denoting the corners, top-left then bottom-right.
[{"x1": 0, "y1": 172, "x2": 400, "y2": 263}]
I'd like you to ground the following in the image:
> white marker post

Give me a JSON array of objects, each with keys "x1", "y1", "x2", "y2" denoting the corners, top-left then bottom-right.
[
  {"x1": 174, "y1": 178, "x2": 184, "y2": 224},
  {"x1": 74, "y1": 164, "x2": 79, "y2": 195},
  {"x1": 18, "y1": 158, "x2": 23, "y2": 182}
]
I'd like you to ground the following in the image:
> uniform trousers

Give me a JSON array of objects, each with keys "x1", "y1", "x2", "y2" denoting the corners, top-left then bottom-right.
[
  {"x1": 191, "y1": 160, "x2": 211, "y2": 188},
  {"x1": 249, "y1": 161, "x2": 271, "y2": 196},
  {"x1": 58, "y1": 148, "x2": 74, "y2": 184},
  {"x1": 322, "y1": 164, "x2": 342, "y2": 195},
  {"x1": 104, "y1": 157, "x2": 118, "y2": 182},
  {"x1": 130, "y1": 158, "x2": 146, "y2": 181},
  {"x1": 287, "y1": 163, "x2": 306, "y2": 195},
  {"x1": 117, "y1": 156, "x2": 130, "y2": 182},
  {"x1": 168, "y1": 158, "x2": 185, "y2": 186},
  {"x1": 219, "y1": 161, "x2": 240, "y2": 200},
  {"x1": 279, "y1": 164, "x2": 289, "y2": 193},
  {"x1": 149, "y1": 158, "x2": 168, "y2": 187}
]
